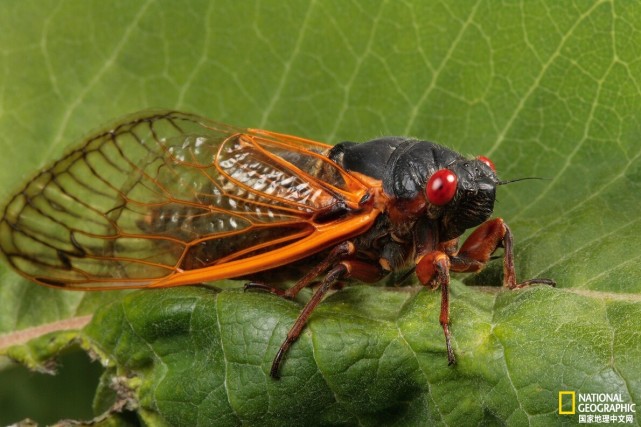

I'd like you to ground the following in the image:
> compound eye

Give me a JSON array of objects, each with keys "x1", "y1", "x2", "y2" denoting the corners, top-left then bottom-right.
[
  {"x1": 426, "y1": 169, "x2": 458, "y2": 206},
  {"x1": 477, "y1": 155, "x2": 496, "y2": 172}
]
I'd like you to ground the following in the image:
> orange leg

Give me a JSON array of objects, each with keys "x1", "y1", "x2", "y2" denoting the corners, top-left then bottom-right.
[
  {"x1": 416, "y1": 218, "x2": 555, "y2": 365},
  {"x1": 447, "y1": 217, "x2": 505, "y2": 274},
  {"x1": 451, "y1": 218, "x2": 555, "y2": 289},
  {"x1": 416, "y1": 251, "x2": 455, "y2": 364},
  {"x1": 338, "y1": 259, "x2": 386, "y2": 283}
]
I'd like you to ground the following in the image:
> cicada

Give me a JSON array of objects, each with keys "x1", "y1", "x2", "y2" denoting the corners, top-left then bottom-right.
[{"x1": 0, "y1": 111, "x2": 554, "y2": 378}]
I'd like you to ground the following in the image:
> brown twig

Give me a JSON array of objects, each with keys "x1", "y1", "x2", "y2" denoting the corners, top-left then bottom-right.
[{"x1": 0, "y1": 315, "x2": 93, "y2": 349}]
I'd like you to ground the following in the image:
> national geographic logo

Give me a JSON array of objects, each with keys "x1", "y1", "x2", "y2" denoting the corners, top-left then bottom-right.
[
  {"x1": 559, "y1": 391, "x2": 576, "y2": 415},
  {"x1": 559, "y1": 391, "x2": 636, "y2": 424}
]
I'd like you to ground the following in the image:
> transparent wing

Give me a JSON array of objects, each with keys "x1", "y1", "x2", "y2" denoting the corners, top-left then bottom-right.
[{"x1": 0, "y1": 111, "x2": 374, "y2": 289}]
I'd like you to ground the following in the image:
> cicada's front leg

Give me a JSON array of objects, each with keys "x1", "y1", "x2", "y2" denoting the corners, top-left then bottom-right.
[{"x1": 449, "y1": 218, "x2": 555, "y2": 289}]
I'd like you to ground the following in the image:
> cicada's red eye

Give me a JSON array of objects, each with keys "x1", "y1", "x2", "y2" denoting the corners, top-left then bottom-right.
[
  {"x1": 426, "y1": 169, "x2": 458, "y2": 205},
  {"x1": 477, "y1": 155, "x2": 496, "y2": 172}
]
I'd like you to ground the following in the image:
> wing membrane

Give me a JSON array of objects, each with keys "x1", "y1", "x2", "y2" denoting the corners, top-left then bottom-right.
[{"x1": 0, "y1": 111, "x2": 375, "y2": 289}]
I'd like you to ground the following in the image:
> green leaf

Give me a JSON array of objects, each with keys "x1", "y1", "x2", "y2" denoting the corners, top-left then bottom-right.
[
  {"x1": 78, "y1": 286, "x2": 641, "y2": 426},
  {"x1": 1, "y1": 0, "x2": 640, "y2": 425}
]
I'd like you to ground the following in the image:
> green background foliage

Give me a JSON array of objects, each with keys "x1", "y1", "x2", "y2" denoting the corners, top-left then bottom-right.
[{"x1": 0, "y1": 0, "x2": 640, "y2": 425}]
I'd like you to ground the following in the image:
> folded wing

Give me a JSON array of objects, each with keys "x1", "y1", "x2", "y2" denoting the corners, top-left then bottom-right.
[{"x1": 0, "y1": 111, "x2": 376, "y2": 289}]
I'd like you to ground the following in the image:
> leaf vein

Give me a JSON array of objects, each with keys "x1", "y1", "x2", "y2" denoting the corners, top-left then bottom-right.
[
  {"x1": 486, "y1": 0, "x2": 608, "y2": 158},
  {"x1": 45, "y1": 0, "x2": 155, "y2": 164},
  {"x1": 402, "y1": 0, "x2": 483, "y2": 135},
  {"x1": 258, "y1": 0, "x2": 316, "y2": 128}
]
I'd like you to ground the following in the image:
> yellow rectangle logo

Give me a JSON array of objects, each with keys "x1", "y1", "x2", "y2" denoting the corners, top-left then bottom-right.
[{"x1": 559, "y1": 391, "x2": 576, "y2": 415}]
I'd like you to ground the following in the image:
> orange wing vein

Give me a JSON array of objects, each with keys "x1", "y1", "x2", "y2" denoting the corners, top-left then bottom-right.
[{"x1": 0, "y1": 111, "x2": 379, "y2": 289}]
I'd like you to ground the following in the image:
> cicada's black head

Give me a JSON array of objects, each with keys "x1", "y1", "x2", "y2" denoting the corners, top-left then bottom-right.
[
  {"x1": 333, "y1": 138, "x2": 499, "y2": 241},
  {"x1": 375, "y1": 140, "x2": 498, "y2": 241},
  {"x1": 430, "y1": 157, "x2": 498, "y2": 240}
]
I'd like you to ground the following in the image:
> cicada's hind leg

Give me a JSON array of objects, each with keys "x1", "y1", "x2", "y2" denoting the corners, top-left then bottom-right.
[
  {"x1": 244, "y1": 241, "x2": 355, "y2": 298},
  {"x1": 243, "y1": 280, "x2": 289, "y2": 297},
  {"x1": 269, "y1": 256, "x2": 387, "y2": 379},
  {"x1": 270, "y1": 262, "x2": 349, "y2": 378},
  {"x1": 242, "y1": 241, "x2": 354, "y2": 378},
  {"x1": 259, "y1": 241, "x2": 386, "y2": 379}
]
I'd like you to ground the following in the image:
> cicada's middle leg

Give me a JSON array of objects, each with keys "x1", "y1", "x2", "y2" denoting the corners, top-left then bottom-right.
[{"x1": 415, "y1": 217, "x2": 556, "y2": 366}]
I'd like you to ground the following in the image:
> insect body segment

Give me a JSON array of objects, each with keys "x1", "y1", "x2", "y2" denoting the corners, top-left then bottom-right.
[{"x1": 0, "y1": 110, "x2": 555, "y2": 378}]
